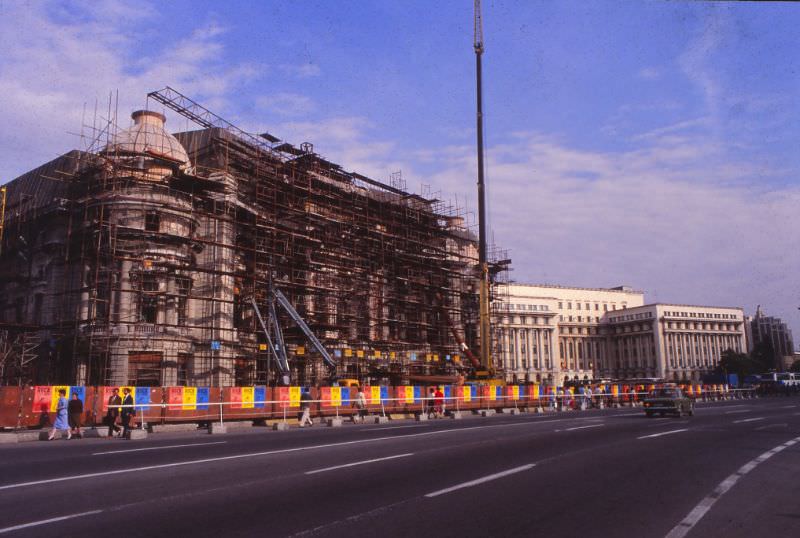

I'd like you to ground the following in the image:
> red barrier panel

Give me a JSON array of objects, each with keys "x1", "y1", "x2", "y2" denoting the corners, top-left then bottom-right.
[{"x1": 0, "y1": 387, "x2": 22, "y2": 429}]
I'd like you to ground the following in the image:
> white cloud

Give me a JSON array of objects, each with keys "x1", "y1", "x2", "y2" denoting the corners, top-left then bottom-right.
[
  {"x1": 256, "y1": 93, "x2": 316, "y2": 117},
  {"x1": 0, "y1": 1, "x2": 261, "y2": 181},
  {"x1": 637, "y1": 67, "x2": 661, "y2": 80},
  {"x1": 279, "y1": 63, "x2": 321, "y2": 78}
]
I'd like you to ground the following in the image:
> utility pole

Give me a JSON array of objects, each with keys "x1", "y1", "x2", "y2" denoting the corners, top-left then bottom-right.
[
  {"x1": 0, "y1": 185, "x2": 6, "y2": 256},
  {"x1": 474, "y1": 0, "x2": 492, "y2": 375}
]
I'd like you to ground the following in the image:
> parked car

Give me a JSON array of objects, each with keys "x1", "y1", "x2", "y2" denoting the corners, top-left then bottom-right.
[{"x1": 643, "y1": 387, "x2": 694, "y2": 418}]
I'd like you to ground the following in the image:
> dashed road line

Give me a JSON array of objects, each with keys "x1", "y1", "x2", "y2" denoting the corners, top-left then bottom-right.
[
  {"x1": 564, "y1": 424, "x2": 604, "y2": 432},
  {"x1": 93, "y1": 441, "x2": 227, "y2": 456},
  {"x1": 0, "y1": 510, "x2": 102, "y2": 534},
  {"x1": 733, "y1": 417, "x2": 765, "y2": 424},
  {"x1": 425, "y1": 463, "x2": 536, "y2": 498},
  {"x1": 305, "y1": 453, "x2": 414, "y2": 475},
  {"x1": 637, "y1": 429, "x2": 687, "y2": 440}
]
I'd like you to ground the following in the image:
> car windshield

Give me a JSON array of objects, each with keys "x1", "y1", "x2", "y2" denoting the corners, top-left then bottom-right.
[{"x1": 649, "y1": 389, "x2": 678, "y2": 398}]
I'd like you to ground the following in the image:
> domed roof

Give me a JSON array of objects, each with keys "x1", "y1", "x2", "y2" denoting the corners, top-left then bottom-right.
[{"x1": 105, "y1": 110, "x2": 190, "y2": 168}]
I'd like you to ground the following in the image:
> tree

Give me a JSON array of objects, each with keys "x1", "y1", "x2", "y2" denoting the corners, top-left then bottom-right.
[
  {"x1": 716, "y1": 349, "x2": 760, "y2": 379},
  {"x1": 750, "y1": 341, "x2": 777, "y2": 372}
]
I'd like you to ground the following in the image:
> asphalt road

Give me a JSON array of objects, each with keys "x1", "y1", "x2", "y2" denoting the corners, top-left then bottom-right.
[{"x1": 1, "y1": 397, "x2": 799, "y2": 537}]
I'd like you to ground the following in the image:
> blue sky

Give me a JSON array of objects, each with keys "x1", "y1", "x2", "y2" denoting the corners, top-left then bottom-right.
[{"x1": 1, "y1": 0, "x2": 798, "y2": 342}]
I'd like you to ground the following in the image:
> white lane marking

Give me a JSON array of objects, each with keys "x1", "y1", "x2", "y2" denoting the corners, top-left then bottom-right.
[
  {"x1": 0, "y1": 510, "x2": 102, "y2": 534},
  {"x1": 425, "y1": 464, "x2": 536, "y2": 498},
  {"x1": 724, "y1": 410, "x2": 750, "y2": 415},
  {"x1": 637, "y1": 429, "x2": 688, "y2": 440},
  {"x1": 665, "y1": 435, "x2": 800, "y2": 538},
  {"x1": 92, "y1": 441, "x2": 227, "y2": 456},
  {"x1": 564, "y1": 424, "x2": 604, "y2": 432},
  {"x1": 364, "y1": 425, "x2": 429, "y2": 432},
  {"x1": 733, "y1": 417, "x2": 765, "y2": 424},
  {"x1": 305, "y1": 453, "x2": 413, "y2": 475},
  {"x1": 755, "y1": 424, "x2": 787, "y2": 431},
  {"x1": 0, "y1": 418, "x2": 569, "y2": 491},
  {"x1": 615, "y1": 413, "x2": 641, "y2": 417},
  {"x1": 781, "y1": 405, "x2": 797, "y2": 409}
]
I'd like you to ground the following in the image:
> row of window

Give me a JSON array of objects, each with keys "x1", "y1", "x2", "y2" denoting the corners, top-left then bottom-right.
[
  {"x1": 664, "y1": 310, "x2": 738, "y2": 320},
  {"x1": 558, "y1": 301, "x2": 625, "y2": 312},
  {"x1": 500, "y1": 303, "x2": 550, "y2": 312},
  {"x1": 558, "y1": 315, "x2": 603, "y2": 323},
  {"x1": 608, "y1": 312, "x2": 654, "y2": 322}
]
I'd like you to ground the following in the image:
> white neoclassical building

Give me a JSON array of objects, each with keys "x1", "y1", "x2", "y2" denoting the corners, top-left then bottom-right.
[{"x1": 494, "y1": 284, "x2": 746, "y2": 384}]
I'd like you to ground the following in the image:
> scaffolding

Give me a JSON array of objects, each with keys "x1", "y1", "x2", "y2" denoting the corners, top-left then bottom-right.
[{"x1": 0, "y1": 88, "x2": 510, "y2": 387}]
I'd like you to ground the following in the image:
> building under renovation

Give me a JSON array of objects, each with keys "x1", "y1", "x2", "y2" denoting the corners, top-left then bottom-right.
[{"x1": 0, "y1": 88, "x2": 484, "y2": 387}]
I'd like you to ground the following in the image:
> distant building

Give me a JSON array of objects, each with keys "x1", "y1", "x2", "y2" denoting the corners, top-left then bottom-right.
[
  {"x1": 749, "y1": 306, "x2": 795, "y2": 370},
  {"x1": 494, "y1": 283, "x2": 746, "y2": 384}
]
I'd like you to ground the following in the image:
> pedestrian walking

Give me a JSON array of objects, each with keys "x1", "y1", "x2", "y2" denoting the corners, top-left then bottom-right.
[
  {"x1": 48, "y1": 389, "x2": 71, "y2": 440},
  {"x1": 106, "y1": 388, "x2": 122, "y2": 437},
  {"x1": 584, "y1": 386, "x2": 593, "y2": 410},
  {"x1": 299, "y1": 390, "x2": 314, "y2": 427},
  {"x1": 68, "y1": 391, "x2": 84, "y2": 438},
  {"x1": 434, "y1": 387, "x2": 445, "y2": 418},
  {"x1": 427, "y1": 388, "x2": 436, "y2": 418},
  {"x1": 352, "y1": 387, "x2": 368, "y2": 421},
  {"x1": 120, "y1": 388, "x2": 135, "y2": 438}
]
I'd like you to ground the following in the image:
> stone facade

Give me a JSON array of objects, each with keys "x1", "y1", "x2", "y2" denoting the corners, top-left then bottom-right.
[{"x1": 494, "y1": 283, "x2": 746, "y2": 384}]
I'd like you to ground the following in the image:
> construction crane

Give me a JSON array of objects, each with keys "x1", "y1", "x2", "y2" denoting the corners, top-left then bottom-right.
[
  {"x1": 251, "y1": 285, "x2": 337, "y2": 386},
  {"x1": 474, "y1": 0, "x2": 493, "y2": 376}
]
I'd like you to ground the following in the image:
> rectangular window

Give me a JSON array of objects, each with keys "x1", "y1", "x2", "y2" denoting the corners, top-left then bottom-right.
[
  {"x1": 128, "y1": 352, "x2": 162, "y2": 386},
  {"x1": 176, "y1": 353, "x2": 191, "y2": 386},
  {"x1": 145, "y1": 212, "x2": 160, "y2": 232}
]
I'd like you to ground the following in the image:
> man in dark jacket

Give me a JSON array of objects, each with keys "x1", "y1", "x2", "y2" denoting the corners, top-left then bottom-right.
[
  {"x1": 120, "y1": 387, "x2": 135, "y2": 439},
  {"x1": 68, "y1": 392, "x2": 84, "y2": 438},
  {"x1": 106, "y1": 388, "x2": 122, "y2": 437}
]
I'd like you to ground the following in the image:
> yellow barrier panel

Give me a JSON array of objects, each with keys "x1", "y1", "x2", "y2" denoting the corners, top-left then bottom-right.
[
  {"x1": 370, "y1": 386, "x2": 381, "y2": 404},
  {"x1": 404, "y1": 385, "x2": 414, "y2": 404},
  {"x1": 463, "y1": 386, "x2": 472, "y2": 403},
  {"x1": 512, "y1": 385, "x2": 520, "y2": 401},
  {"x1": 182, "y1": 387, "x2": 197, "y2": 410},
  {"x1": 50, "y1": 385, "x2": 70, "y2": 412},
  {"x1": 289, "y1": 386, "x2": 301, "y2": 407},
  {"x1": 241, "y1": 387, "x2": 255, "y2": 409},
  {"x1": 532, "y1": 385, "x2": 540, "y2": 399},
  {"x1": 330, "y1": 386, "x2": 342, "y2": 406}
]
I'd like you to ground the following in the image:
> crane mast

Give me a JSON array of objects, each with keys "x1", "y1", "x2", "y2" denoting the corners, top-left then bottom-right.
[{"x1": 474, "y1": 0, "x2": 492, "y2": 375}]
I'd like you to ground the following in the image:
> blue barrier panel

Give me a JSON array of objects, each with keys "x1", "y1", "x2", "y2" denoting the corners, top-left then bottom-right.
[
  {"x1": 471, "y1": 385, "x2": 478, "y2": 399},
  {"x1": 254, "y1": 386, "x2": 266, "y2": 408},
  {"x1": 341, "y1": 386, "x2": 351, "y2": 406},
  {"x1": 69, "y1": 386, "x2": 86, "y2": 405},
  {"x1": 444, "y1": 386, "x2": 452, "y2": 400},
  {"x1": 134, "y1": 387, "x2": 151, "y2": 411},
  {"x1": 413, "y1": 386, "x2": 422, "y2": 403},
  {"x1": 196, "y1": 387, "x2": 209, "y2": 410},
  {"x1": 380, "y1": 386, "x2": 389, "y2": 403}
]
